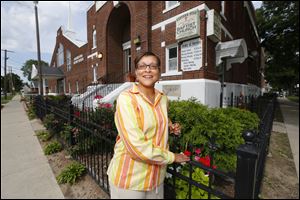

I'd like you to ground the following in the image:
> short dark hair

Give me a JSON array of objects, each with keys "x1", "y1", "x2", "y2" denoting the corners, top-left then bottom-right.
[{"x1": 134, "y1": 52, "x2": 161, "y2": 69}]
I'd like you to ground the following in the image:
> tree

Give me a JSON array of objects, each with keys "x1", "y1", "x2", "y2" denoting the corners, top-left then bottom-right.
[
  {"x1": 256, "y1": 1, "x2": 299, "y2": 92},
  {"x1": 1, "y1": 73, "x2": 24, "y2": 93},
  {"x1": 21, "y1": 59, "x2": 49, "y2": 81}
]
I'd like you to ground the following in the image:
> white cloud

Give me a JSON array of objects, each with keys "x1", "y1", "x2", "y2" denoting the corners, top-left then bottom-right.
[
  {"x1": 1, "y1": 1, "x2": 92, "y2": 82},
  {"x1": 1, "y1": 1, "x2": 92, "y2": 54}
]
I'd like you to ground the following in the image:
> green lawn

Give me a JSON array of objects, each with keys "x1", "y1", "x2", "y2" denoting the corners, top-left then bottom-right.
[
  {"x1": 287, "y1": 96, "x2": 299, "y2": 103},
  {"x1": 1, "y1": 95, "x2": 14, "y2": 104}
]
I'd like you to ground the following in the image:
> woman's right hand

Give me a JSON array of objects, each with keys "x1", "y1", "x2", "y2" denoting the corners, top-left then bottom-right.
[{"x1": 174, "y1": 153, "x2": 190, "y2": 163}]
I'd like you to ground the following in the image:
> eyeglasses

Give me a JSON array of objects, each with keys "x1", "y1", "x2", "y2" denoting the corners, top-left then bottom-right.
[{"x1": 136, "y1": 64, "x2": 159, "y2": 70}]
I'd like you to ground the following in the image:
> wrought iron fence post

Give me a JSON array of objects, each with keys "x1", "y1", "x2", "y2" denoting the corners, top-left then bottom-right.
[
  {"x1": 69, "y1": 100, "x2": 74, "y2": 145},
  {"x1": 231, "y1": 92, "x2": 233, "y2": 107},
  {"x1": 235, "y1": 130, "x2": 259, "y2": 199},
  {"x1": 44, "y1": 96, "x2": 48, "y2": 116}
]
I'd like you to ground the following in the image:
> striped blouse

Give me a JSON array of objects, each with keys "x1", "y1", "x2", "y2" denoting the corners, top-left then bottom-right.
[{"x1": 107, "y1": 83, "x2": 175, "y2": 191}]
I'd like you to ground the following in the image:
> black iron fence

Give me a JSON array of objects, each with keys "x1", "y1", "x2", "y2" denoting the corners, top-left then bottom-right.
[{"x1": 32, "y1": 90, "x2": 276, "y2": 199}]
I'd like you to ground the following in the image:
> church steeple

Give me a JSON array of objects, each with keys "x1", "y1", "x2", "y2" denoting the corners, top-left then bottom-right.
[
  {"x1": 65, "y1": 1, "x2": 76, "y2": 38},
  {"x1": 67, "y1": 1, "x2": 72, "y2": 32}
]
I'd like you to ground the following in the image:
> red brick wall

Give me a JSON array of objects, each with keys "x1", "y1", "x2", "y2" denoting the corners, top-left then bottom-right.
[
  {"x1": 48, "y1": 27, "x2": 88, "y2": 94},
  {"x1": 48, "y1": 1, "x2": 262, "y2": 94}
]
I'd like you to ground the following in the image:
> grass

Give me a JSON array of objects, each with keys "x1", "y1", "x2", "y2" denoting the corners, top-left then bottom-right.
[
  {"x1": 287, "y1": 96, "x2": 299, "y2": 103},
  {"x1": 1, "y1": 94, "x2": 14, "y2": 104}
]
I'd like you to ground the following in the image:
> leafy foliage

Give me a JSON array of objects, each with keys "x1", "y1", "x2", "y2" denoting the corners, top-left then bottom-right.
[
  {"x1": 56, "y1": 162, "x2": 86, "y2": 185},
  {"x1": 1, "y1": 73, "x2": 24, "y2": 92},
  {"x1": 256, "y1": 1, "x2": 299, "y2": 91},
  {"x1": 168, "y1": 99, "x2": 259, "y2": 172},
  {"x1": 44, "y1": 141, "x2": 62, "y2": 155},
  {"x1": 60, "y1": 123, "x2": 73, "y2": 143},
  {"x1": 36, "y1": 130, "x2": 52, "y2": 141},
  {"x1": 27, "y1": 103, "x2": 36, "y2": 120},
  {"x1": 166, "y1": 166, "x2": 219, "y2": 199},
  {"x1": 21, "y1": 59, "x2": 49, "y2": 81},
  {"x1": 43, "y1": 113, "x2": 62, "y2": 133}
]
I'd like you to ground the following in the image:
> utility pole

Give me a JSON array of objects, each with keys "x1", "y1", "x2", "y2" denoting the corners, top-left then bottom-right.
[
  {"x1": 33, "y1": 1, "x2": 43, "y2": 95},
  {"x1": 1, "y1": 49, "x2": 14, "y2": 100},
  {"x1": 9, "y1": 66, "x2": 15, "y2": 95}
]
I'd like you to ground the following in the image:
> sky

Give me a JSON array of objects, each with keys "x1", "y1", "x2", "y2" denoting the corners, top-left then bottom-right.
[
  {"x1": 1, "y1": 1, "x2": 262, "y2": 84},
  {"x1": 1, "y1": 1, "x2": 93, "y2": 83}
]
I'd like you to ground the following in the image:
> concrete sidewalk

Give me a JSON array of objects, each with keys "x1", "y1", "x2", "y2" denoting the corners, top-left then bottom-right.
[
  {"x1": 277, "y1": 97, "x2": 299, "y2": 180},
  {"x1": 273, "y1": 97, "x2": 299, "y2": 180},
  {"x1": 1, "y1": 95, "x2": 64, "y2": 199}
]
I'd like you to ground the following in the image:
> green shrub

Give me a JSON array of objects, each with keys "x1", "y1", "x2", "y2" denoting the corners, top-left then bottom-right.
[
  {"x1": 36, "y1": 130, "x2": 52, "y2": 141},
  {"x1": 44, "y1": 141, "x2": 62, "y2": 155},
  {"x1": 27, "y1": 104, "x2": 36, "y2": 120},
  {"x1": 60, "y1": 123, "x2": 73, "y2": 143},
  {"x1": 168, "y1": 98, "x2": 260, "y2": 172},
  {"x1": 56, "y1": 161, "x2": 86, "y2": 185},
  {"x1": 43, "y1": 114, "x2": 62, "y2": 133},
  {"x1": 166, "y1": 166, "x2": 219, "y2": 199},
  {"x1": 43, "y1": 114, "x2": 56, "y2": 129}
]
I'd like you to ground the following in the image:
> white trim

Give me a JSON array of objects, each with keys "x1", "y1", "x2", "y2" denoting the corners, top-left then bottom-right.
[
  {"x1": 76, "y1": 81, "x2": 79, "y2": 94},
  {"x1": 87, "y1": 1, "x2": 96, "y2": 11},
  {"x1": 220, "y1": 1, "x2": 226, "y2": 21},
  {"x1": 161, "y1": 71, "x2": 182, "y2": 77},
  {"x1": 163, "y1": 1, "x2": 180, "y2": 14},
  {"x1": 165, "y1": 44, "x2": 179, "y2": 73},
  {"x1": 152, "y1": 4, "x2": 209, "y2": 31},
  {"x1": 220, "y1": 12, "x2": 227, "y2": 21},
  {"x1": 95, "y1": 1, "x2": 107, "y2": 12},
  {"x1": 221, "y1": 24, "x2": 233, "y2": 40},
  {"x1": 87, "y1": 52, "x2": 97, "y2": 59},
  {"x1": 244, "y1": 2, "x2": 260, "y2": 42},
  {"x1": 113, "y1": 1, "x2": 120, "y2": 7},
  {"x1": 161, "y1": 41, "x2": 165, "y2": 47},
  {"x1": 62, "y1": 33, "x2": 87, "y2": 47},
  {"x1": 122, "y1": 41, "x2": 131, "y2": 50},
  {"x1": 68, "y1": 82, "x2": 71, "y2": 94}
]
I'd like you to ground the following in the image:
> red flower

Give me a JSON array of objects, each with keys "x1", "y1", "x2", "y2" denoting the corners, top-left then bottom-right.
[
  {"x1": 183, "y1": 150, "x2": 191, "y2": 157},
  {"x1": 198, "y1": 155, "x2": 217, "y2": 169},
  {"x1": 99, "y1": 103, "x2": 112, "y2": 108},
  {"x1": 195, "y1": 148, "x2": 202, "y2": 155},
  {"x1": 94, "y1": 95, "x2": 103, "y2": 99},
  {"x1": 74, "y1": 111, "x2": 80, "y2": 117}
]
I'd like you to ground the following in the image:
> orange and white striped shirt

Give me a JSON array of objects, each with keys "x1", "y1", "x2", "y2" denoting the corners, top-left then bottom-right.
[{"x1": 107, "y1": 83, "x2": 175, "y2": 191}]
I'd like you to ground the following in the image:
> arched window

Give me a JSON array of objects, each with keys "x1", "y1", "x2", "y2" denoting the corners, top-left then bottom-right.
[
  {"x1": 93, "y1": 30, "x2": 97, "y2": 48},
  {"x1": 66, "y1": 50, "x2": 71, "y2": 71},
  {"x1": 57, "y1": 43, "x2": 64, "y2": 66}
]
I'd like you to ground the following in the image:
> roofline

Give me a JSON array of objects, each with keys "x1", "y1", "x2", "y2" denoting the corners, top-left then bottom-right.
[{"x1": 244, "y1": 1, "x2": 260, "y2": 43}]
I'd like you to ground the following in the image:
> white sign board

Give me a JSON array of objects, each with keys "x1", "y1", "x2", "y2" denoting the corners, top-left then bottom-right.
[
  {"x1": 162, "y1": 85, "x2": 181, "y2": 97},
  {"x1": 176, "y1": 10, "x2": 200, "y2": 41},
  {"x1": 181, "y1": 38, "x2": 202, "y2": 71},
  {"x1": 206, "y1": 9, "x2": 221, "y2": 42}
]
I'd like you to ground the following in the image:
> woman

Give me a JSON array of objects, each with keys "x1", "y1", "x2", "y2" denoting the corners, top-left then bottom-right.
[{"x1": 107, "y1": 52, "x2": 190, "y2": 199}]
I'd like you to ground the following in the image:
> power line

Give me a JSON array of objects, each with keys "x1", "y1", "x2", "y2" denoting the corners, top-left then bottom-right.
[{"x1": 1, "y1": 49, "x2": 14, "y2": 98}]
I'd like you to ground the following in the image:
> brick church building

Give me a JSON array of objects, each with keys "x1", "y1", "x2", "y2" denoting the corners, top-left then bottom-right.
[{"x1": 46, "y1": 1, "x2": 264, "y2": 107}]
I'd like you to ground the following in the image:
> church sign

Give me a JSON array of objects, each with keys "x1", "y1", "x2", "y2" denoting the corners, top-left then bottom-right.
[
  {"x1": 176, "y1": 10, "x2": 200, "y2": 41},
  {"x1": 181, "y1": 38, "x2": 202, "y2": 71}
]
